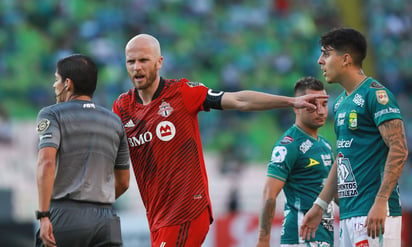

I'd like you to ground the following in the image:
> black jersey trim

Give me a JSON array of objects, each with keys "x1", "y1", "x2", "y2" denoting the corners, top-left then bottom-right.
[{"x1": 135, "y1": 77, "x2": 166, "y2": 104}]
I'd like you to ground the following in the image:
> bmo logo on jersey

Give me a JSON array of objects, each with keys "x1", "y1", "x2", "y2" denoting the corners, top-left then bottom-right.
[{"x1": 156, "y1": 121, "x2": 176, "y2": 141}]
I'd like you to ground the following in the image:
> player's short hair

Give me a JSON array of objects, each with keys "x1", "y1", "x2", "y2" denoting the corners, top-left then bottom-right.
[
  {"x1": 319, "y1": 27, "x2": 367, "y2": 67},
  {"x1": 294, "y1": 76, "x2": 324, "y2": 96},
  {"x1": 57, "y1": 54, "x2": 98, "y2": 97}
]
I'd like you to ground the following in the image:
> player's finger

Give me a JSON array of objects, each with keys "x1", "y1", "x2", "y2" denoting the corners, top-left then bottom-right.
[
  {"x1": 380, "y1": 220, "x2": 385, "y2": 235},
  {"x1": 305, "y1": 103, "x2": 316, "y2": 112},
  {"x1": 369, "y1": 221, "x2": 378, "y2": 239},
  {"x1": 299, "y1": 226, "x2": 308, "y2": 240}
]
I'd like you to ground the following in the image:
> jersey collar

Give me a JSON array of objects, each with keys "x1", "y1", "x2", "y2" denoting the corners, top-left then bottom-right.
[{"x1": 135, "y1": 77, "x2": 166, "y2": 104}]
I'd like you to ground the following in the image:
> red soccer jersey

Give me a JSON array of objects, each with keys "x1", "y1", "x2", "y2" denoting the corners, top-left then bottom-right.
[{"x1": 113, "y1": 78, "x2": 213, "y2": 231}]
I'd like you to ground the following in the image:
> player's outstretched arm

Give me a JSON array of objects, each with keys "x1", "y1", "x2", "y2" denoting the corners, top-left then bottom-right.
[
  {"x1": 365, "y1": 119, "x2": 408, "y2": 238},
  {"x1": 221, "y1": 90, "x2": 328, "y2": 112},
  {"x1": 255, "y1": 177, "x2": 284, "y2": 247},
  {"x1": 300, "y1": 160, "x2": 337, "y2": 241}
]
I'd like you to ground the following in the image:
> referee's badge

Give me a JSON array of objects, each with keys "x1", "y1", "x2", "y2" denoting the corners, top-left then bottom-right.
[
  {"x1": 36, "y1": 119, "x2": 50, "y2": 133},
  {"x1": 376, "y1": 90, "x2": 389, "y2": 105}
]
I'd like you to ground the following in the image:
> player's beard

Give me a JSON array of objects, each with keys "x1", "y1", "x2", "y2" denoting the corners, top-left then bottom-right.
[{"x1": 133, "y1": 64, "x2": 158, "y2": 90}]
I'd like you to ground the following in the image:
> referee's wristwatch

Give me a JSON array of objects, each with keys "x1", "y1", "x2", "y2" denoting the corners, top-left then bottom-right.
[{"x1": 35, "y1": 210, "x2": 50, "y2": 220}]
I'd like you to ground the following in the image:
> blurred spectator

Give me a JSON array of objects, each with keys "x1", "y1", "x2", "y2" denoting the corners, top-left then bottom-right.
[{"x1": 0, "y1": 104, "x2": 11, "y2": 145}]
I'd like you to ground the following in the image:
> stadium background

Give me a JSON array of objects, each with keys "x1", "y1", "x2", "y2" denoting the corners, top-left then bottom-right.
[{"x1": 0, "y1": 0, "x2": 411, "y2": 246}]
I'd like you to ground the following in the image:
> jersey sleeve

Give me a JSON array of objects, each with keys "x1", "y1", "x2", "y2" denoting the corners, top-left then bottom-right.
[
  {"x1": 267, "y1": 136, "x2": 298, "y2": 182},
  {"x1": 36, "y1": 107, "x2": 60, "y2": 150},
  {"x1": 115, "y1": 127, "x2": 130, "y2": 170},
  {"x1": 179, "y1": 79, "x2": 210, "y2": 114},
  {"x1": 112, "y1": 97, "x2": 122, "y2": 118},
  {"x1": 368, "y1": 85, "x2": 402, "y2": 126}
]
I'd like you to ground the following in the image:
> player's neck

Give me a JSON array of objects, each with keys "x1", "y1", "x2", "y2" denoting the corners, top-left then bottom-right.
[
  {"x1": 295, "y1": 123, "x2": 318, "y2": 139},
  {"x1": 138, "y1": 79, "x2": 160, "y2": 105},
  {"x1": 68, "y1": 94, "x2": 91, "y2": 102},
  {"x1": 341, "y1": 69, "x2": 367, "y2": 95}
]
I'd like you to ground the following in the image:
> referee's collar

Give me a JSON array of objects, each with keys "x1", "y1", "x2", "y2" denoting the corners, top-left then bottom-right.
[{"x1": 135, "y1": 77, "x2": 165, "y2": 104}]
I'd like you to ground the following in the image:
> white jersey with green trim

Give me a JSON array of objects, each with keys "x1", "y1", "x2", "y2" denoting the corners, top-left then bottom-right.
[
  {"x1": 333, "y1": 77, "x2": 403, "y2": 220},
  {"x1": 267, "y1": 125, "x2": 334, "y2": 245}
]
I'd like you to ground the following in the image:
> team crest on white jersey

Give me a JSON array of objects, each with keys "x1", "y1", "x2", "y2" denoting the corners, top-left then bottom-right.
[
  {"x1": 156, "y1": 121, "x2": 176, "y2": 141},
  {"x1": 158, "y1": 101, "x2": 174, "y2": 117}
]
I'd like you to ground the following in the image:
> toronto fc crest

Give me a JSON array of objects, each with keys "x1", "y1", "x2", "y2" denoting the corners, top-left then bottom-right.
[{"x1": 158, "y1": 101, "x2": 174, "y2": 117}]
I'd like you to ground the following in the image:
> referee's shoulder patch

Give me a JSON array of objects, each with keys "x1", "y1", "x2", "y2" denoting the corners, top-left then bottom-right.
[{"x1": 36, "y1": 119, "x2": 50, "y2": 133}]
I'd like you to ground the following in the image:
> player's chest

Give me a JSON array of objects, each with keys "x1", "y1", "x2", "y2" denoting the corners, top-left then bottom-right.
[
  {"x1": 123, "y1": 97, "x2": 194, "y2": 146},
  {"x1": 296, "y1": 144, "x2": 333, "y2": 172},
  {"x1": 334, "y1": 94, "x2": 371, "y2": 132}
]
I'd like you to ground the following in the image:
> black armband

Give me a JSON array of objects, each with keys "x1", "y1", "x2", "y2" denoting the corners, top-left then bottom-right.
[{"x1": 203, "y1": 89, "x2": 224, "y2": 110}]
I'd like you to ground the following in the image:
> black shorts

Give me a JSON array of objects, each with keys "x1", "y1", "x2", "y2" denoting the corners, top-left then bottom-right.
[{"x1": 35, "y1": 200, "x2": 122, "y2": 247}]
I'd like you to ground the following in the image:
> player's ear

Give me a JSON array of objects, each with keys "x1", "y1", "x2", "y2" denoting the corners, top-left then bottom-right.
[
  {"x1": 342, "y1": 53, "x2": 352, "y2": 67},
  {"x1": 65, "y1": 78, "x2": 74, "y2": 91}
]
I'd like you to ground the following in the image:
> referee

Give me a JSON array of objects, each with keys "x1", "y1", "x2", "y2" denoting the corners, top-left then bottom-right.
[{"x1": 35, "y1": 54, "x2": 130, "y2": 247}]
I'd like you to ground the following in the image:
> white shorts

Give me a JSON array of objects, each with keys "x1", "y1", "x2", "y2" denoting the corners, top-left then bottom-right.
[
  {"x1": 340, "y1": 216, "x2": 401, "y2": 247},
  {"x1": 280, "y1": 242, "x2": 331, "y2": 247}
]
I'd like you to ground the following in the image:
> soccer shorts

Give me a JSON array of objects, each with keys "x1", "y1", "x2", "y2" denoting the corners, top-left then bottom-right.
[
  {"x1": 340, "y1": 215, "x2": 401, "y2": 247},
  {"x1": 280, "y1": 242, "x2": 331, "y2": 247},
  {"x1": 35, "y1": 199, "x2": 122, "y2": 247},
  {"x1": 151, "y1": 207, "x2": 210, "y2": 247},
  {"x1": 280, "y1": 241, "x2": 332, "y2": 247}
]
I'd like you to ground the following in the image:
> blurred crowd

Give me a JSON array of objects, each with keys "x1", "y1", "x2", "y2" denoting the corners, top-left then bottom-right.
[{"x1": 0, "y1": 0, "x2": 411, "y2": 199}]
